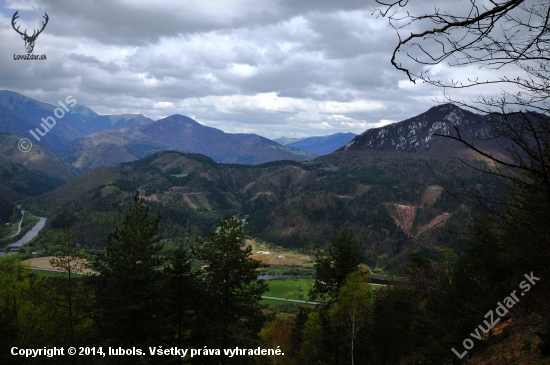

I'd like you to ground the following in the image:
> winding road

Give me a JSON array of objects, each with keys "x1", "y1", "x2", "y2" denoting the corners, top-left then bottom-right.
[
  {"x1": 6, "y1": 210, "x2": 25, "y2": 239},
  {"x1": 1, "y1": 210, "x2": 47, "y2": 256}
]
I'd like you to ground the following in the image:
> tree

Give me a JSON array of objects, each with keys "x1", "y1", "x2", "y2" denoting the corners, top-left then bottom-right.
[
  {"x1": 309, "y1": 229, "x2": 364, "y2": 303},
  {"x1": 371, "y1": 286, "x2": 416, "y2": 365},
  {"x1": 93, "y1": 192, "x2": 165, "y2": 363},
  {"x1": 45, "y1": 226, "x2": 95, "y2": 364},
  {"x1": 308, "y1": 230, "x2": 364, "y2": 365},
  {"x1": 193, "y1": 215, "x2": 268, "y2": 365},
  {"x1": 299, "y1": 311, "x2": 329, "y2": 365},
  {"x1": 375, "y1": 0, "x2": 550, "y2": 217},
  {"x1": 49, "y1": 228, "x2": 87, "y2": 334},
  {"x1": 259, "y1": 315, "x2": 297, "y2": 365},
  {"x1": 164, "y1": 243, "x2": 196, "y2": 365},
  {"x1": 376, "y1": 0, "x2": 550, "y2": 354},
  {"x1": 328, "y1": 271, "x2": 373, "y2": 365},
  {"x1": 0, "y1": 256, "x2": 47, "y2": 364}
]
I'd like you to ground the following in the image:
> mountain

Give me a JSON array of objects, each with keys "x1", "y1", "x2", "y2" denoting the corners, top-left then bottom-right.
[
  {"x1": 21, "y1": 104, "x2": 505, "y2": 269},
  {"x1": 62, "y1": 130, "x2": 159, "y2": 170},
  {"x1": 0, "y1": 90, "x2": 158, "y2": 156},
  {"x1": 105, "y1": 114, "x2": 154, "y2": 131},
  {"x1": 27, "y1": 146, "x2": 489, "y2": 268},
  {"x1": 0, "y1": 132, "x2": 77, "y2": 201},
  {"x1": 65, "y1": 115, "x2": 316, "y2": 170},
  {"x1": 273, "y1": 137, "x2": 303, "y2": 145},
  {"x1": 136, "y1": 114, "x2": 316, "y2": 164},
  {"x1": 27, "y1": 113, "x2": 499, "y2": 270},
  {"x1": 342, "y1": 104, "x2": 494, "y2": 152},
  {"x1": 0, "y1": 91, "x2": 316, "y2": 168},
  {"x1": 285, "y1": 132, "x2": 357, "y2": 155}
]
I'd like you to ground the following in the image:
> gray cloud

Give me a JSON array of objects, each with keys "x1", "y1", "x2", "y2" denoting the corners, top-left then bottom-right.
[{"x1": 0, "y1": 0, "x2": 509, "y2": 139}]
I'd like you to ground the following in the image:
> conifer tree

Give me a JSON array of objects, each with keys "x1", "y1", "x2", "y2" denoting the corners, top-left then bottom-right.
[
  {"x1": 45, "y1": 226, "x2": 95, "y2": 364},
  {"x1": 309, "y1": 229, "x2": 364, "y2": 303},
  {"x1": 193, "y1": 215, "x2": 267, "y2": 365},
  {"x1": 164, "y1": 243, "x2": 196, "y2": 365},
  {"x1": 93, "y1": 192, "x2": 165, "y2": 363}
]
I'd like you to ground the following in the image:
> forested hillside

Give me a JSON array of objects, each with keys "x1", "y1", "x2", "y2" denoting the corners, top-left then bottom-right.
[{"x1": 27, "y1": 129, "x2": 497, "y2": 270}]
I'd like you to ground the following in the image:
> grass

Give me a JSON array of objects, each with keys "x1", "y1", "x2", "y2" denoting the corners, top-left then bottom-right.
[
  {"x1": 260, "y1": 298, "x2": 317, "y2": 312},
  {"x1": 264, "y1": 278, "x2": 315, "y2": 301},
  {"x1": 33, "y1": 270, "x2": 85, "y2": 278}
]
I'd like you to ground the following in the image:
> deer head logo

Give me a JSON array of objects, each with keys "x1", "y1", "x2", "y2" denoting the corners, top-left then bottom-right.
[{"x1": 11, "y1": 11, "x2": 49, "y2": 54}]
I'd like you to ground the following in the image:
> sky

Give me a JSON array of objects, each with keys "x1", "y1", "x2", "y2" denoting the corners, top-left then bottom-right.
[{"x1": 0, "y1": 0, "x2": 521, "y2": 139}]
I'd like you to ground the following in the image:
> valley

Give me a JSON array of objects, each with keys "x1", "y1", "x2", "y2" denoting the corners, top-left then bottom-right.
[
  {"x1": 0, "y1": 99, "x2": 504, "y2": 273},
  {"x1": 3, "y1": 1, "x2": 550, "y2": 363},
  {"x1": 1, "y1": 89, "x2": 546, "y2": 365}
]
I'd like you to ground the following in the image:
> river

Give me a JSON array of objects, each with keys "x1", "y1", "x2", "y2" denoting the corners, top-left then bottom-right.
[{"x1": 0, "y1": 212, "x2": 47, "y2": 256}]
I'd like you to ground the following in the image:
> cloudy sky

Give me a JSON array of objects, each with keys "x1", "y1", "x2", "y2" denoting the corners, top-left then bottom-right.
[{"x1": 0, "y1": 0, "x2": 515, "y2": 139}]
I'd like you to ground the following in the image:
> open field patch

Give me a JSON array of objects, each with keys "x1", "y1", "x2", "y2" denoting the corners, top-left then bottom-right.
[
  {"x1": 246, "y1": 239, "x2": 314, "y2": 268},
  {"x1": 264, "y1": 278, "x2": 315, "y2": 301},
  {"x1": 24, "y1": 256, "x2": 95, "y2": 274}
]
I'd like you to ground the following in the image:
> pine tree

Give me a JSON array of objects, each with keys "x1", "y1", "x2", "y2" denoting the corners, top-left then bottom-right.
[
  {"x1": 164, "y1": 243, "x2": 196, "y2": 365},
  {"x1": 93, "y1": 192, "x2": 165, "y2": 363},
  {"x1": 46, "y1": 226, "x2": 95, "y2": 364},
  {"x1": 309, "y1": 229, "x2": 364, "y2": 303},
  {"x1": 193, "y1": 215, "x2": 268, "y2": 365}
]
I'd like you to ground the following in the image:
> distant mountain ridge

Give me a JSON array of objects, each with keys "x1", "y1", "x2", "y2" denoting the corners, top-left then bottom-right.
[
  {"x1": 0, "y1": 90, "x2": 156, "y2": 155},
  {"x1": 0, "y1": 90, "x2": 316, "y2": 169},
  {"x1": 285, "y1": 132, "x2": 356, "y2": 155},
  {"x1": 65, "y1": 114, "x2": 316, "y2": 170},
  {"x1": 273, "y1": 137, "x2": 303, "y2": 145},
  {"x1": 135, "y1": 114, "x2": 315, "y2": 164}
]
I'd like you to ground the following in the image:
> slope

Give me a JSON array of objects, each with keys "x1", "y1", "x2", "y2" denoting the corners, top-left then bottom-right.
[
  {"x1": 136, "y1": 114, "x2": 316, "y2": 164},
  {"x1": 24, "y1": 104, "x2": 504, "y2": 270}
]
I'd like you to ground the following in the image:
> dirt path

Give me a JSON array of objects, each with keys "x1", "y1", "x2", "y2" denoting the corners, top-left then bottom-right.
[
  {"x1": 183, "y1": 193, "x2": 197, "y2": 209},
  {"x1": 417, "y1": 213, "x2": 450, "y2": 235}
]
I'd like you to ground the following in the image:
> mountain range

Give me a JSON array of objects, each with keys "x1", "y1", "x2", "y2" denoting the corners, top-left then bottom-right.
[
  {"x1": 0, "y1": 91, "x2": 150, "y2": 155},
  {"x1": 2, "y1": 102, "x2": 506, "y2": 269},
  {"x1": 0, "y1": 90, "x2": 316, "y2": 169}
]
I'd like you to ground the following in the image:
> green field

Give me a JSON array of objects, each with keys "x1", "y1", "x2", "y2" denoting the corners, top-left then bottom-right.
[
  {"x1": 264, "y1": 278, "x2": 315, "y2": 301},
  {"x1": 260, "y1": 279, "x2": 317, "y2": 312},
  {"x1": 32, "y1": 270, "x2": 85, "y2": 278},
  {"x1": 260, "y1": 298, "x2": 317, "y2": 312}
]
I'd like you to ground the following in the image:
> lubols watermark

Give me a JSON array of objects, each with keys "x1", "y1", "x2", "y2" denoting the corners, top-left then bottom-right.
[
  {"x1": 18, "y1": 96, "x2": 77, "y2": 153},
  {"x1": 12, "y1": 10, "x2": 48, "y2": 60},
  {"x1": 451, "y1": 272, "x2": 541, "y2": 359}
]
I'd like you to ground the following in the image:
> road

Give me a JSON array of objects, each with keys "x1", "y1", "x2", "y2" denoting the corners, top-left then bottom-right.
[
  {"x1": 6, "y1": 210, "x2": 25, "y2": 239},
  {"x1": 261, "y1": 296, "x2": 322, "y2": 305}
]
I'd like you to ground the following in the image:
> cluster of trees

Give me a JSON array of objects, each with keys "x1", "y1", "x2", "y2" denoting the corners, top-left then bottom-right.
[
  {"x1": 2, "y1": 163, "x2": 549, "y2": 365},
  {"x1": 0, "y1": 193, "x2": 267, "y2": 365}
]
